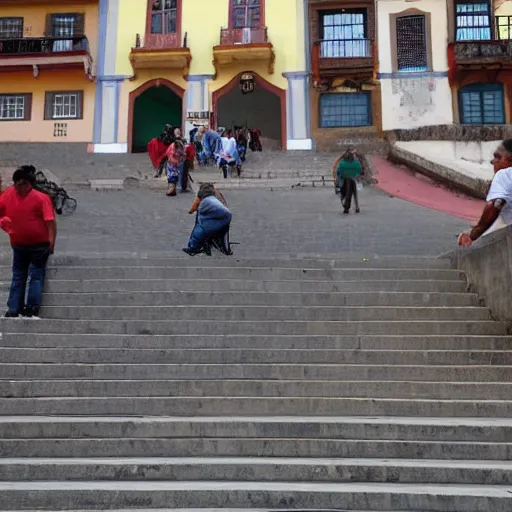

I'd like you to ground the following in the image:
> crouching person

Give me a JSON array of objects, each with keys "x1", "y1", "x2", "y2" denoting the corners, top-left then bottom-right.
[{"x1": 183, "y1": 184, "x2": 232, "y2": 256}]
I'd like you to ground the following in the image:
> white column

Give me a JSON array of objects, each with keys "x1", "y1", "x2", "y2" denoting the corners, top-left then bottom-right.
[
  {"x1": 284, "y1": 72, "x2": 312, "y2": 150},
  {"x1": 184, "y1": 75, "x2": 213, "y2": 139}
]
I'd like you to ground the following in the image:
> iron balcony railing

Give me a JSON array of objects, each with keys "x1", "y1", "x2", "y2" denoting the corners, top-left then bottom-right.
[
  {"x1": 319, "y1": 38, "x2": 372, "y2": 59},
  {"x1": 0, "y1": 36, "x2": 89, "y2": 55},
  {"x1": 219, "y1": 27, "x2": 268, "y2": 45}
]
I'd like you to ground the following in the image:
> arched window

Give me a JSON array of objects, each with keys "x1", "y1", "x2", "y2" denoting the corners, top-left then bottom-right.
[
  {"x1": 231, "y1": 0, "x2": 262, "y2": 29},
  {"x1": 459, "y1": 83, "x2": 505, "y2": 124},
  {"x1": 151, "y1": 0, "x2": 177, "y2": 34}
]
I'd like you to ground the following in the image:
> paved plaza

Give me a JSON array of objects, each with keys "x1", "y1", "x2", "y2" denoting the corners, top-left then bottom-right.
[{"x1": 0, "y1": 185, "x2": 468, "y2": 258}]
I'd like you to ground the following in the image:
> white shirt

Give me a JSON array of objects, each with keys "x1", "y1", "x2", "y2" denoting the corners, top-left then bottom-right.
[{"x1": 487, "y1": 167, "x2": 512, "y2": 225}]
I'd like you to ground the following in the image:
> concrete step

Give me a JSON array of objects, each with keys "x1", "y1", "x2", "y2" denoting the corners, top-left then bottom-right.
[
  {"x1": 1, "y1": 348, "x2": 509, "y2": 365},
  {"x1": 3, "y1": 379, "x2": 512, "y2": 399},
  {"x1": 0, "y1": 481, "x2": 511, "y2": 510},
  {"x1": 1, "y1": 334, "x2": 509, "y2": 351},
  {"x1": 2, "y1": 363, "x2": 511, "y2": 381},
  {"x1": 37, "y1": 306, "x2": 491, "y2": 322},
  {"x1": 47, "y1": 255, "x2": 452, "y2": 269},
  {"x1": 0, "y1": 266, "x2": 461, "y2": 281},
  {"x1": 0, "y1": 319, "x2": 504, "y2": 335},
  {"x1": 1, "y1": 396, "x2": 512, "y2": 416},
  {"x1": 2, "y1": 436, "x2": 512, "y2": 459},
  {"x1": 34, "y1": 291, "x2": 478, "y2": 308},
  {"x1": 1, "y1": 416, "x2": 509, "y2": 442},
  {"x1": 15, "y1": 279, "x2": 467, "y2": 294},
  {"x1": 2, "y1": 457, "x2": 511, "y2": 485}
]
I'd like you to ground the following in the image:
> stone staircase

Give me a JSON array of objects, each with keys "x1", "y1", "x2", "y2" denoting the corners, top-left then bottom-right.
[{"x1": 0, "y1": 255, "x2": 511, "y2": 510}]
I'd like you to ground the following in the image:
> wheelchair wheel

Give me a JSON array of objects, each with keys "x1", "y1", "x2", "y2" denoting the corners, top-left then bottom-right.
[{"x1": 62, "y1": 196, "x2": 77, "y2": 215}]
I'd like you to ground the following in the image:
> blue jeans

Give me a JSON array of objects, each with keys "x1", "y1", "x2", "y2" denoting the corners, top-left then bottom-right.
[{"x1": 7, "y1": 244, "x2": 50, "y2": 314}]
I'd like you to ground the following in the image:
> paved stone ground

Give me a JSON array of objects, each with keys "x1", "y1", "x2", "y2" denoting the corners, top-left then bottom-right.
[{"x1": 0, "y1": 186, "x2": 468, "y2": 258}]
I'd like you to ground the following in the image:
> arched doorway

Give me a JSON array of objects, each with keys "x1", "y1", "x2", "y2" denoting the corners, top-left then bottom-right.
[
  {"x1": 128, "y1": 79, "x2": 184, "y2": 153},
  {"x1": 213, "y1": 72, "x2": 286, "y2": 149}
]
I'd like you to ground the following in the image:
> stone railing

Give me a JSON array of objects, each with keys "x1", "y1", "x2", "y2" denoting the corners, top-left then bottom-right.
[{"x1": 443, "y1": 224, "x2": 512, "y2": 323}]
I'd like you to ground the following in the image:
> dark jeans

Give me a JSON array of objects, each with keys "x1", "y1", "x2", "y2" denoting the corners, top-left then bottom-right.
[
  {"x1": 342, "y1": 178, "x2": 359, "y2": 212},
  {"x1": 7, "y1": 243, "x2": 50, "y2": 314}
]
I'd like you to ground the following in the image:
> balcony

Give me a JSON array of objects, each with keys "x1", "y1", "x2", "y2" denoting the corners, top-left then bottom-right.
[
  {"x1": 450, "y1": 17, "x2": 512, "y2": 71},
  {"x1": 312, "y1": 38, "x2": 375, "y2": 79},
  {"x1": 129, "y1": 33, "x2": 191, "y2": 78},
  {"x1": 213, "y1": 27, "x2": 275, "y2": 76},
  {"x1": 0, "y1": 36, "x2": 93, "y2": 78}
]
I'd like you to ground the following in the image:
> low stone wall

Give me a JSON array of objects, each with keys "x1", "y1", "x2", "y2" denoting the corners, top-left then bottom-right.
[
  {"x1": 442, "y1": 224, "x2": 512, "y2": 324},
  {"x1": 389, "y1": 144, "x2": 490, "y2": 199},
  {"x1": 385, "y1": 125, "x2": 512, "y2": 142}
]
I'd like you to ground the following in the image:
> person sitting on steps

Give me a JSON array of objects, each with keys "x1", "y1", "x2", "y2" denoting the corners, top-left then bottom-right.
[{"x1": 183, "y1": 183, "x2": 232, "y2": 256}]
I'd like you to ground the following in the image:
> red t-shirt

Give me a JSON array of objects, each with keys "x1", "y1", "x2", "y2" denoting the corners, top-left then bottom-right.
[{"x1": 0, "y1": 186, "x2": 55, "y2": 246}]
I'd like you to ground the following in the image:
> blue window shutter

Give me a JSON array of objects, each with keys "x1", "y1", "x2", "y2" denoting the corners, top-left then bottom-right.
[
  {"x1": 319, "y1": 93, "x2": 371, "y2": 128},
  {"x1": 459, "y1": 83, "x2": 505, "y2": 125}
]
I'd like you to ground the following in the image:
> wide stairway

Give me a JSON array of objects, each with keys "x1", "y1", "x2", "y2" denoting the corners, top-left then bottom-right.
[{"x1": 0, "y1": 255, "x2": 511, "y2": 511}]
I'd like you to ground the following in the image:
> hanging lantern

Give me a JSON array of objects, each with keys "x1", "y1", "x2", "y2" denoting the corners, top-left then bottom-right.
[{"x1": 240, "y1": 73, "x2": 255, "y2": 95}]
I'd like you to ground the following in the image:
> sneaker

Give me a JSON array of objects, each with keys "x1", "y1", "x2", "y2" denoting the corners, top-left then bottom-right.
[
  {"x1": 21, "y1": 306, "x2": 40, "y2": 319},
  {"x1": 4, "y1": 311, "x2": 19, "y2": 318}
]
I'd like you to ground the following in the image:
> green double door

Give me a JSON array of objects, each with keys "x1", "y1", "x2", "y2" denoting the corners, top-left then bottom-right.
[{"x1": 132, "y1": 86, "x2": 182, "y2": 153}]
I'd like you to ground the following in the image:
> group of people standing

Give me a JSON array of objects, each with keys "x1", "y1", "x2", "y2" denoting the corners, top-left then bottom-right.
[{"x1": 148, "y1": 124, "x2": 264, "y2": 197}]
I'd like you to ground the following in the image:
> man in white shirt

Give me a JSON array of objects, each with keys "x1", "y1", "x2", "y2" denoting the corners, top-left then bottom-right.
[{"x1": 458, "y1": 139, "x2": 512, "y2": 246}]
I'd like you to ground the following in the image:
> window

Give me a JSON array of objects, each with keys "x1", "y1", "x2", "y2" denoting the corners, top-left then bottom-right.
[
  {"x1": 44, "y1": 91, "x2": 83, "y2": 120},
  {"x1": 0, "y1": 94, "x2": 31, "y2": 121},
  {"x1": 0, "y1": 17, "x2": 23, "y2": 39},
  {"x1": 455, "y1": 2, "x2": 491, "y2": 41},
  {"x1": 395, "y1": 15, "x2": 428, "y2": 72},
  {"x1": 232, "y1": 0, "x2": 261, "y2": 29},
  {"x1": 320, "y1": 10, "x2": 369, "y2": 58},
  {"x1": 496, "y1": 15, "x2": 512, "y2": 40},
  {"x1": 151, "y1": 0, "x2": 177, "y2": 34},
  {"x1": 459, "y1": 83, "x2": 504, "y2": 124},
  {"x1": 46, "y1": 13, "x2": 84, "y2": 51},
  {"x1": 319, "y1": 93, "x2": 371, "y2": 128}
]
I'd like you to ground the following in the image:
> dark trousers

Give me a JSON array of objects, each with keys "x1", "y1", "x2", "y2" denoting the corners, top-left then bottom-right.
[
  {"x1": 341, "y1": 178, "x2": 359, "y2": 212},
  {"x1": 7, "y1": 243, "x2": 50, "y2": 314}
]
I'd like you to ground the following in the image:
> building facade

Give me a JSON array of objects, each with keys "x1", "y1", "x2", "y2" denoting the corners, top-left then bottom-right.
[
  {"x1": 94, "y1": 0, "x2": 312, "y2": 153},
  {"x1": 308, "y1": 0, "x2": 382, "y2": 150},
  {"x1": 448, "y1": 0, "x2": 512, "y2": 125},
  {"x1": 0, "y1": 0, "x2": 98, "y2": 143}
]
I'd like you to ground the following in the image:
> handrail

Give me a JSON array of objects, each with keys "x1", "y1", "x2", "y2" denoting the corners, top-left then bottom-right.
[{"x1": 0, "y1": 36, "x2": 89, "y2": 55}]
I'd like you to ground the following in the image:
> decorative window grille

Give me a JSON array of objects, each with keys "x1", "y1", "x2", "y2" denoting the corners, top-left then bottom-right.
[
  {"x1": 48, "y1": 13, "x2": 84, "y2": 51},
  {"x1": 396, "y1": 15, "x2": 428, "y2": 72},
  {"x1": 320, "y1": 93, "x2": 371, "y2": 128},
  {"x1": 459, "y1": 84, "x2": 505, "y2": 124}
]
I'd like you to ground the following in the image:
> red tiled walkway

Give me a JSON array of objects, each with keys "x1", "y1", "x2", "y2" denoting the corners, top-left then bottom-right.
[{"x1": 370, "y1": 156, "x2": 484, "y2": 222}]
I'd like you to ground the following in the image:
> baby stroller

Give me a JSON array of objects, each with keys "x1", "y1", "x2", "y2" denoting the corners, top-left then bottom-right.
[{"x1": 31, "y1": 169, "x2": 77, "y2": 215}]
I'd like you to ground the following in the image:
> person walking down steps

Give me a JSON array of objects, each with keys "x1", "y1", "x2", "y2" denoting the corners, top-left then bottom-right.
[
  {"x1": 0, "y1": 165, "x2": 56, "y2": 318},
  {"x1": 335, "y1": 148, "x2": 363, "y2": 214}
]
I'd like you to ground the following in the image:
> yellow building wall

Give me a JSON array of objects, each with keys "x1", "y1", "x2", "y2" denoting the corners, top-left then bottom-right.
[
  {"x1": 115, "y1": 0, "x2": 305, "y2": 144},
  {"x1": 115, "y1": 0, "x2": 302, "y2": 90},
  {"x1": 0, "y1": 70, "x2": 95, "y2": 142},
  {"x1": 0, "y1": 2, "x2": 99, "y2": 61}
]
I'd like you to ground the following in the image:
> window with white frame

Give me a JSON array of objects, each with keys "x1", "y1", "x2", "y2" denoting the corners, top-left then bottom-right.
[
  {"x1": 0, "y1": 17, "x2": 23, "y2": 39},
  {"x1": 0, "y1": 94, "x2": 30, "y2": 121},
  {"x1": 320, "y1": 10, "x2": 370, "y2": 58},
  {"x1": 455, "y1": 2, "x2": 491, "y2": 41},
  {"x1": 44, "y1": 91, "x2": 83, "y2": 120},
  {"x1": 48, "y1": 13, "x2": 84, "y2": 51}
]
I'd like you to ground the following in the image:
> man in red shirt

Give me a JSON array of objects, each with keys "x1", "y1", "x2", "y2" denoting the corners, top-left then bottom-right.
[{"x1": 0, "y1": 166, "x2": 56, "y2": 318}]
